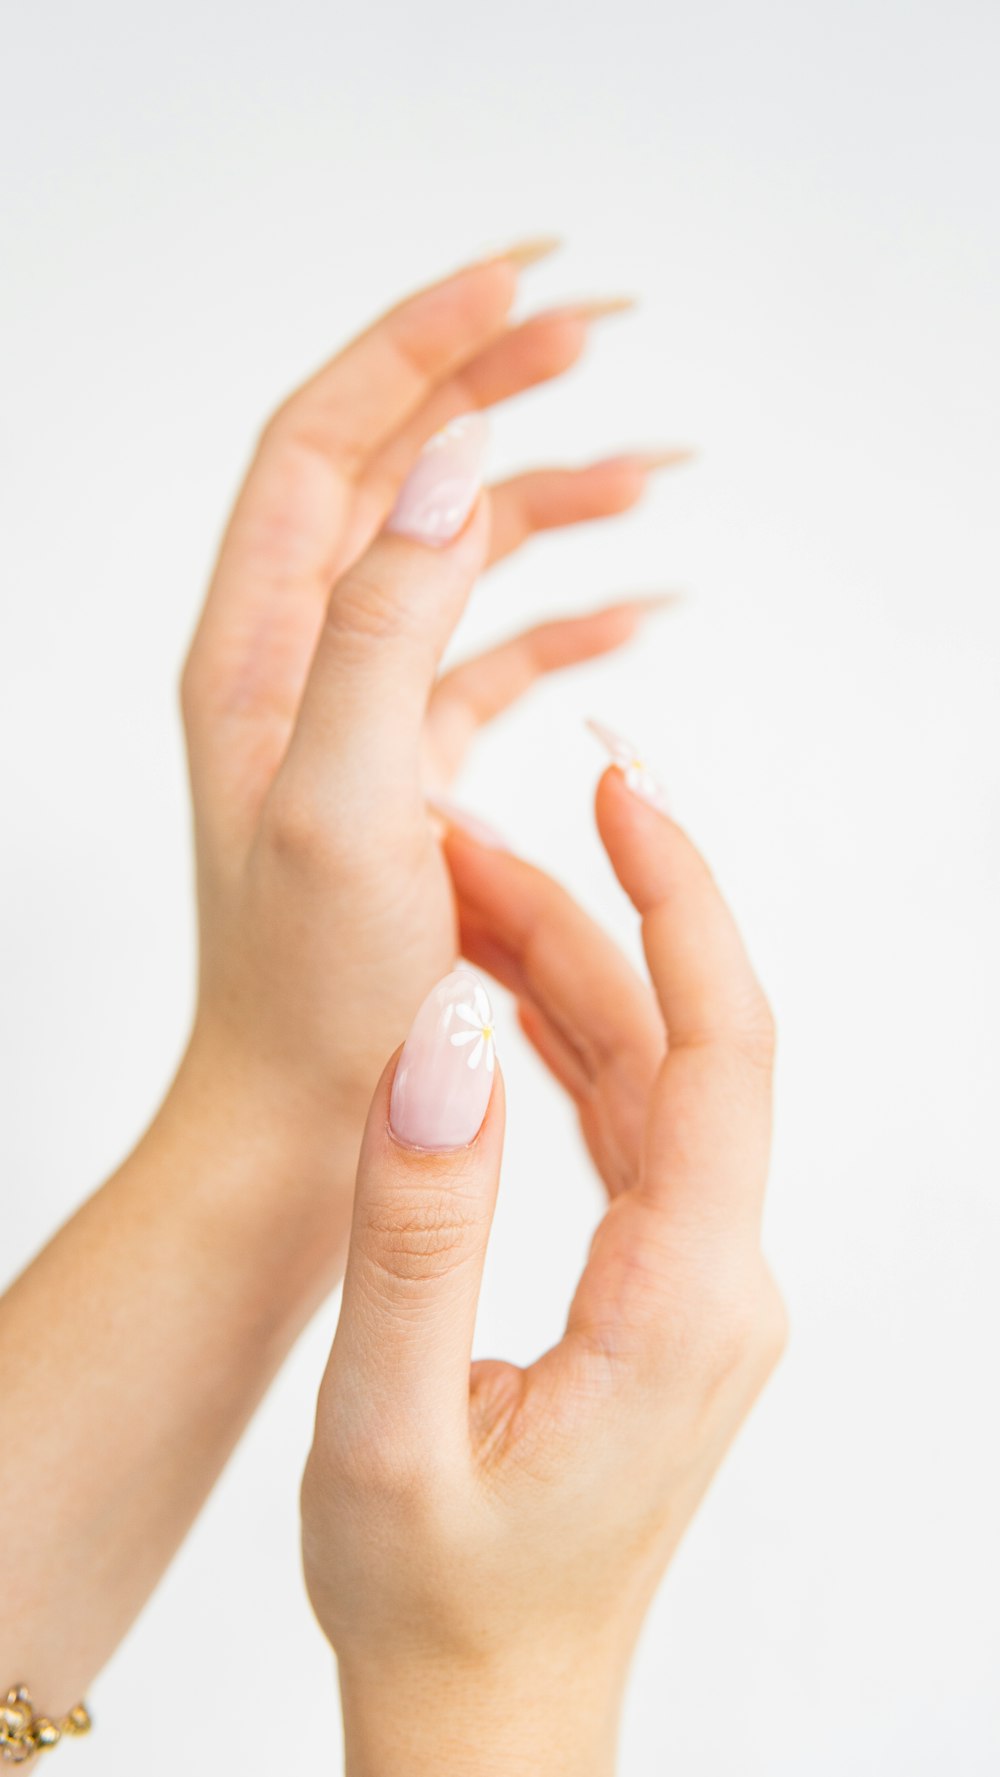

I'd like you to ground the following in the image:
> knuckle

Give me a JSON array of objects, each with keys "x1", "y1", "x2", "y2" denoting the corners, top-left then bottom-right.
[
  {"x1": 257, "y1": 395, "x2": 329, "y2": 463},
  {"x1": 756, "y1": 1268, "x2": 790, "y2": 1370},
  {"x1": 698, "y1": 1258, "x2": 788, "y2": 1382},
  {"x1": 325, "y1": 568, "x2": 409, "y2": 647},
  {"x1": 731, "y1": 988, "x2": 778, "y2": 1073},
  {"x1": 258, "y1": 782, "x2": 346, "y2": 877},
  {"x1": 360, "y1": 1194, "x2": 482, "y2": 1289},
  {"x1": 308, "y1": 1413, "x2": 436, "y2": 1507}
]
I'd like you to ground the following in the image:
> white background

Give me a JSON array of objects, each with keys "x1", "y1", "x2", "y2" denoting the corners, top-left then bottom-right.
[{"x1": 2, "y1": 1, "x2": 999, "y2": 1770}]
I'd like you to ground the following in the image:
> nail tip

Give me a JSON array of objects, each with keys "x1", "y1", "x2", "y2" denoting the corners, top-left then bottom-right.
[
  {"x1": 584, "y1": 718, "x2": 671, "y2": 815},
  {"x1": 547, "y1": 295, "x2": 638, "y2": 324},
  {"x1": 499, "y1": 234, "x2": 564, "y2": 268},
  {"x1": 639, "y1": 447, "x2": 699, "y2": 472}
]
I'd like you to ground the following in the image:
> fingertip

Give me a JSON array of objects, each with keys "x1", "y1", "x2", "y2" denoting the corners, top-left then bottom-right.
[
  {"x1": 594, "y1": 762, "x2": 686, "y2": 918},
  {"x1": 514, "y1": 308, "x2": 593, "y2": 379},
  {"x1": 426, "y1": 252, "x2": 520, "y2": 332},
  {"x1": 585, "y1": 456, "x2": 651, "y2": 512}
]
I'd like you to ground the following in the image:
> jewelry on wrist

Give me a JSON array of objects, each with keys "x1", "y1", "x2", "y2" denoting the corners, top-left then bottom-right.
[{"x1": 0, "y1": 1690, "x2": 91, "y2": 1764}]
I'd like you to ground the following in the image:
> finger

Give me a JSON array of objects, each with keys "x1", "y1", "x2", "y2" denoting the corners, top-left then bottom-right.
[
  {"x1": 272, "y1": 418, "x2": 491, "y2": 833},
  {"x1": 486, "y1": 452, "x2": 693, "y2": 567},
  {"x1": 183, "y1": 248, "x2": 534, "y2": 812},
  {"x1": 323, "y1": 970, "x2": 505, "y2": 1444},
  {"x1": 333, "y1": 303, "x2": 625, "y2": 558},
  {"x1": 514, "y1": 998, "x2": 641, "y2": 1198},
  {"x1": 445, "y1": 829, "x2": 664, "y2": 1189},
  {"x1": 593, "y1": 753, "x2": 776, "y2": 1229},
  {"x1": 424, "y1": 597, "x2": 677, "y2": 784}
]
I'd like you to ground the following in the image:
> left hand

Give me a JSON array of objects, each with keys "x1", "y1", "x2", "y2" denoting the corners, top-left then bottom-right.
[{"x1": 174, "y1": 245, "x2": 685, "y2": 1291}]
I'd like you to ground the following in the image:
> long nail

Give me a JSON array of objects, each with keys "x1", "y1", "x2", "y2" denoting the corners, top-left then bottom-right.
[
  {"x1": 494, "y1": 235, "x2": 563, "y2": 269},
  {"x1": 426, "y1": 796, "x2": 511, "y2": 852},
  {"x1": 617, "y1": 590, "x2": 687, "y2": 615},
  {"x1": 537, "y1": 295, "x2": 637, "y2": 324},
  {"x1": 628, "y1": 447, "x2": 698, "y2": 473},
  {"x1": 586, "y1": 718, "x2": 670, "y2": 815},
  {"x1": 386, "y1": 414, "x2": 489, "y2": 547},
  {"x1": 389, "y1": 969, "x2": 497, "y2": 1152}
]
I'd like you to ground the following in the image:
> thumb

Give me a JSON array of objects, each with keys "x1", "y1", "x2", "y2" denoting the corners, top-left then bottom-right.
[
  {"x1": 274, "y1": 415, "x2": 491, "y2": 833},
  {"x1": 321, "y1": 968, "x2": 505, "y2": 1449}
]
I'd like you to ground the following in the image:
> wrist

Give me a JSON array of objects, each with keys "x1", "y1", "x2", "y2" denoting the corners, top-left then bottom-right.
[
  {"x1": 136, "y1": 1037, "x2": 362, "y2": 1324},
  {"x1": 338, "y1": 1653, "x2": 625, "y2": 1777}
]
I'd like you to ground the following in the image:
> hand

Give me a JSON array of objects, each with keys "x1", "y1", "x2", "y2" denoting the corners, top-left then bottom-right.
[
  {"x1": 0, "y1": 251, "x2": 686, "y2": 1713},
  {"x1": 175, "y1": 243, "x2": 687, "y2": 1299},
  {"x1": 301, "y1": 761, "x2": 786, "y2": 1776}
]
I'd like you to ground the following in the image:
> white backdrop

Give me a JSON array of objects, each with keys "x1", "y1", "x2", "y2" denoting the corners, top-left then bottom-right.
[{"x1": 3, "y1": 1, "x2": 999, "y2": 1771}]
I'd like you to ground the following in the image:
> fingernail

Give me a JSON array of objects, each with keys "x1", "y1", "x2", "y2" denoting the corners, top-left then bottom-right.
[
  {"x1": 389, "y1": 969, "x2": 497, "y2": 1152},
  {"x1": 427, "y1": 796, "x2": 511, "y2": 852},
  {"x1": 386, "y1": 413, "x2": 490, "y2": 547},
  {"x1": 586, "y1": 717, "x2": 670, "y2": 815},
  {"x1": 617, "y1": 590, "x2": 687, "y2": 616},
  {"x1": 492, "y1": 234, "x2": 563, "y2": 269},
  {"x1": 537, "y1": 295, "x2": 637, "y2": 324},
  {"x1": 629, "y1": 447, "x2": 698, "y2": 472}
]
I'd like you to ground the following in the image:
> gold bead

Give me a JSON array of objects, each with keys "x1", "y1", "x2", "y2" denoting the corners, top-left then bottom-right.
[
  {"x1": 33, "y1": 1717, "x2": 61, "y2": 1747},
  {"x1": 64, "y1": 1705, "x2": 91, "y2": 1735}
]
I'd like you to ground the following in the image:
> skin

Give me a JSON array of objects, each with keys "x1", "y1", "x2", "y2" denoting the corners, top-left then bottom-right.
[
  {"x1": 0, "y1": 246, "x2": 685, "y2": 1713},
  {"x1": 301, "y1": 772, "x2": 786, "y2": 1775}
]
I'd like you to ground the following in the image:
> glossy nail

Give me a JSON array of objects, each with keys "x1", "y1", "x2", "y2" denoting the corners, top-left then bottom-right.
[
  {"x1": 389, "y1": 969, "x2": 497, "y2": 1152},
  {"x1": 586, "y1": 717, "x2": 670, "y2": 815},
  {"x1": 426, "y1": 796, "x2": 510, "y2": 852},
  {"x1": 386, "y1": 413, "x2": 490, "y2": 547}
]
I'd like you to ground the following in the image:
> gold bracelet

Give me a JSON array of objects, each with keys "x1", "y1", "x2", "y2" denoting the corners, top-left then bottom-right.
[{"x1": 0, "y1": 1690, "x2": 91, "y2": 1764}]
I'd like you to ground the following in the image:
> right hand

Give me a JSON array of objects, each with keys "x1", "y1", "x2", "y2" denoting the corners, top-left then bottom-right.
[{"x1": 301, "y1": 761, "x2": 786, "y2": 1776}]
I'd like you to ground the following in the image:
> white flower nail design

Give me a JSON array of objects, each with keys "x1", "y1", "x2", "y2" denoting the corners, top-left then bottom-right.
[
  {"x1": 449, "y1": 977, "x2": 497, "y2": 1074},
  {"x1": 586, "y1": 718, "x2": 670, "y2": 814}
]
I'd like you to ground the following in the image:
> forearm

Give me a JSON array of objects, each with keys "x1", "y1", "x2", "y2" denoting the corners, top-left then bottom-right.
[{"x1": 0, "y1": 1052, "x2": 358, "y2": 1713}]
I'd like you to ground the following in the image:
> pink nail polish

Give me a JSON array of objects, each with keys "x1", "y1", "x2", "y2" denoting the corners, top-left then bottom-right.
[
  {"x1": 586, "y1": 717, "x2": 670, "y2": 815},
  {"x1": 389, "y1": 969, "x2": 497, "y2": 1151},
  {"x1": 385, "y1": 413, "x2": 489, "y2": 547},
  {"x1": 426, "y1": 796, "x2": 510, "y2": 852}
]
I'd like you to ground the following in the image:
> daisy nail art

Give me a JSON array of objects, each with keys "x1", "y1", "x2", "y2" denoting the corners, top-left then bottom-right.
[
  {"x1": 449, "y1": 977, "x2": 497, "y2": 1075},
  {"x1": 586, "y1": 718, "x2": 670, "y2": 815},
  {"x1": 385, "y1": 413, "x2": 490, "y2": 547},
  {"x1": 389, "y1": 969, "x2": 497, "y2": 1151}
]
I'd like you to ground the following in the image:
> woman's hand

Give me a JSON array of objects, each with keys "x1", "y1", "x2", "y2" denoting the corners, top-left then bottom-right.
[
  {"x1": 0, "y1": 249, "x2": 686, "y2": 1713},
  {"x1": 301, "y1": 760, "x2": 786, "y2": 1777},
  {"x1": 176, "y1": 243, "x2": 686, "y2": 1300}
]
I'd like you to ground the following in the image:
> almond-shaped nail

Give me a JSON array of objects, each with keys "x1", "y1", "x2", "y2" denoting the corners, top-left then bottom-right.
[
  {"x1": 386, "y1": 413, "x2": 489, "y2": 547},
  {"x1": 426, "y1": 797, "x2": 510, "y2": 852},
  {"x1": 586, "y1": 717, "x2": 670, "y2": 815},
  {"x1": 389, "y1": 969, "x2": 497, "y2": 1152}
]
